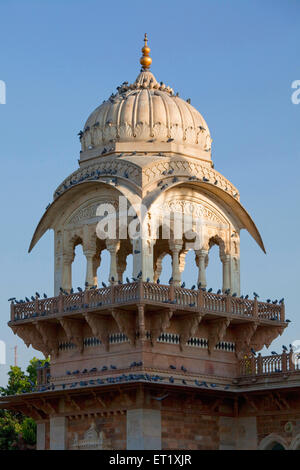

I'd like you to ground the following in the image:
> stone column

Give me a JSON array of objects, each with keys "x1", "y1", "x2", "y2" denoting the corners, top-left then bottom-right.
[
  {"x1": 61, "y1": 252, "x2": 74, "y2": 292},
  {"x1": 127, "y1": 409, "x2": 161, "y2": 450},
  {"x1": 169, "y1": 240, "x2": 183, "y2": 286},
  {"x1": 50, "y1": 417, "x2": 67, "y2": 450},
  {"x1": 196, "y1": 249, "x2": 208, "y2": 288},
  {"x1": 106, "y1": 240, "x2": 120, "y2": 284},
  {"x1": 84, "y1": 250, "x2": 98, "y2": 288},
  {"x1": 221, "y1": 254, "x2": 231, "y2": 293}
]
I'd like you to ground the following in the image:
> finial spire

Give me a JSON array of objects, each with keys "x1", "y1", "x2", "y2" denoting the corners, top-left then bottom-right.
[{"x1": 140, "y1": 33, "x2": 152, "y2": 71}]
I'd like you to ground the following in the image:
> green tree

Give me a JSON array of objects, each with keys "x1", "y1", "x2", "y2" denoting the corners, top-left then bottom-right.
[{"x1": 0, "y1": 357, "x2": 49, "y2": 450}]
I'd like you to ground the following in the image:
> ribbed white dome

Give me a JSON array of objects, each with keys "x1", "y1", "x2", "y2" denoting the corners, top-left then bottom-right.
[{"x1": 80, "y1": 71, "x2": 212, "y2": 158}]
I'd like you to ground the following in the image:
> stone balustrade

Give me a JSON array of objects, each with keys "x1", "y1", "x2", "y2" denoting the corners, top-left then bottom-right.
[
  {"x1": 10, "y1": 281, "x2": 285, "y2": 323},
  {"x1": 239, "y1": 351, "x2": 300, "y2": 377}
]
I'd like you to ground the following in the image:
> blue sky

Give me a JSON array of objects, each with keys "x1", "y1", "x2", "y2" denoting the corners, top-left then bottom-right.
[{"x1": 0, "y1": 0, "x2": 299, "y2": 385}]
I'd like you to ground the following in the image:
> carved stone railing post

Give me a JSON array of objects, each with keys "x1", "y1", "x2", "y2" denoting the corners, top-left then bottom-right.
[
  {"x1": 10, "y1": 302, "x2": 15, "y2": 321},
  {"x1": 197, "y1": 288, "x2": 204, "y2": 309},
  {"x1": 138, "y1": 279, "x2": 144, "y2": 301},
  {"x1": 83, "y1": 288, "x2": 90, "y2": 306},
  {"x1": 253, "y1": 297, "x2": 258, "y2": 318},
  {"x1": 289, "y1": 349, "x2": 295, "y2": 372},
  {"x1": 35, "y1": 297, "x2": 39, "y2": 314},
  {"x1": 282, "y1": 350, "x2": 287, "y2": 372},
  {"x1": 58, "y1": 293, "x2": 64, "y2": 314},
  {"x1": 111, "y1": 284, "x2": 115, "y2": 304},
  {"x1": 225, "y1": 294, "x2": 232, "y2": 313},
  {"x1": 169, "y1": 282, "x2": 174, "y2": 302},
  {"x1": 280, "y1": 302, "x2": 285, "y2": 322},
  {"x1": 257, "y1": 353, "x2": 263, "y2": 375}
]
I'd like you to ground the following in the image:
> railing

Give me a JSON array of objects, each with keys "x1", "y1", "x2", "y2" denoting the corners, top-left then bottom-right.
[
  {"x1": 10, "y1": 282, "x2": 285, "y2": 323},
  {"x1": 239, "y1": 350, "x2": 300, "y2": 377}
]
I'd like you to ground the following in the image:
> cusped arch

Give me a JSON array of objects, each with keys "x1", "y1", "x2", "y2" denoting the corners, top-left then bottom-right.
[{"x1": 258, "y1": 434, "x2": 288, "y2": 450}]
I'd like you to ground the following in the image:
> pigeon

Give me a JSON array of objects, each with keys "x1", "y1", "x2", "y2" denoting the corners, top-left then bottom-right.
[
  {"x1": 146, "y1": 278, "x2": 150, "y2": 282},
  {"x1": 245, "y1": 295, "x2": 249, "y2": 299},
  {"x1": 279, "y1": 298, "x2": 284, "y2": 304},
  {"x1": 126, "y1": 277, "x2": 130, "y2": 283},
  {"x1": 137, "y1": 271, "x2": 142, "y2": 278},
  {"x1": 181, "y1": 366, "x2": 187, "y2": 372},
  {"x1": 272, "y1": 300, "x2": 278, "y2": 305},
  {"x1": 282, "y1": 345, "x2": 288, "y2": 351},
  {"x1": 134, "y1": 250, "x2": 141, "y2": 254},
  {"x1": 170, "y1": 365, "x2": 176, "y2": 370},
  {"x1": 43, "y1": 293, "x2": 47, "y2": 299},
  {"x1": 182, "y1": 379, "x2": 187, "y2": 385},
  {"x1": 8, "y1": 297, "x2": 16, "y2": 302},
  {"x1": 202, "y1": 177, "x2": 209, "y2": 182},
  {"x1": 110, "y1": 365, "x2": 117, "y2": 370},
  {"x1": 251, "y1": 348, "x2": 256, "y2": 356},
  {"x1": 253, "y1": 292, "x2": 259, "y2": 298},
  {"x1": 25, "y1": 297, "x2": 30, "y2": 302},
  {"x1": 232, "y1": 293, "x2": 237, "y2": 297},
  {"x1": 169, "y1": 277, "x2": 173, "y2": 284},
  {"x1": 191, "y1": 285, "x2": 195, "y2": 290},
  {"x1": 157, "y1": 278, "x2": 160, "y2": 284},
  {"x1": 169, "y1": 376, "x2": 174, "y2": 383},
  {"x1": 189, "y1": 302, "x2": 196, "y2": 307},
  {"x1": 217, "y1": 289, "x2": 222, "y2": 295},
  {"x1": 286, "y1": 319, "x2": 291, "y2": 323},
  {"x1": 77, "y1": 287, "x2": 82, "y2": 292},
  {"x1": 207, "y1": 288, "x2": 213, "y2": 293},
  {"x1": 102, "y1": 282, "x2": 107, "y2": 288},
  {"x1": 181, "y1": 282, "x2": 185, "y2": 288},
  {"x1": 266, "y1": 299, "x2": 271, "y2": 303},
  {"x1": 35, "y1": 292, "x2": 40, "y2": 298},
  {"x1": 271, "y1": 351, "x2": 277, "y2": 355}
]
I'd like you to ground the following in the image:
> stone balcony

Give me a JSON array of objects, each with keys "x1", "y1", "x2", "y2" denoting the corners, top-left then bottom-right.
[{"x1": 8, "y1": 281, "x2": 287, "y2": 367}]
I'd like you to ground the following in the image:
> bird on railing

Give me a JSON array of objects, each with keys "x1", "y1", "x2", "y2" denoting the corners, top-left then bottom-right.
[
  {"x1": 271, "y1": 351, "x2": 277, "y2": 355},
  {"x1": 43, "y1": 293, "x2": 47, "y2": 299},
  {"x1": 217, "y1": 289, "x2": 222, "y2": 295},
  {"x1": 126, "y1": 277, "x2": 130, "y2": 283},
  {"x1": 111, "y1": 276, "x2": 115, "y2": 283},
  {"x1": 251, "y1": 348, "x2": 256, "y2": 356},
  {"x1": 189, "y1": 302, "x2": 196, "y2": 307},
  {"x1": 101, "y1": 366, "x2": 108, "y2": 371},
  {"x1": 272, "y1": 300, "x2": 278, "y2": 304},
  {"x1": 31, "y1": 296, "x2": 35, "y2": 301},
  {"x1": 85, "y1": 281, "x2": 89, "y2": 287},
  {"x1": 137, "y1": 271, "x2": 142, "y2": 278},
  {"x1": 282, "y1": 345, "x2": 288, "y2": 351},
  {"x1": 198, "y1": 282, "x2": 202, "y2": 289},
  {"x1": 182, "y1": 379, "x2": 187, "y2": 385},
  {"x1": 286, "y1": 319, "x2": 291, "y2": 322},
  {"x1": 279, "y1": 298, "x2": 284, "y2": 304},
  {"x1": 146, "y1": 278, "x2": 150, "y2": 282},
  {"x1": 134, "y1": 250, "x2": 141, "y2": 254},
  {"x1": 245, "y1": 295, "x2": 249, "y2": 299},
  {"x1": 77, "y1": 287, "x2": 82, "y2": 292},
  {"x1": 201, "y1": 287, "x2": 206, "y2": 292},
  {"x1": 157, "y1": 278, "x2": 160, "y2": 284},
  {"x1": 169, "y1": 277, "x2": 173, "y2": 284},
  {"x1": 225, "y1": 289, "x2": 230, "y2": 295},
  {"x1": 90, "y1": 285, "x2": 97, "y2": 290},
  {"x1": 8, "y1": 297, "x2": 16, "y2": 302},
  {"x1": 35, "y1": 292, "x2": 40, "y2": 298},
  {"x1": 191, "y1": 285, "x2": 195, "y2": 290},
  {"x1": 266, "y1": 299, "x2": 271, "y2": 303},
  {"x1": 253, "y1": 292, "x2": 259, "y2": 298},
  {"x1": 110, "y1": 365, "x2": 117, "y2": 370},
  {"x1": 70, "y1": 288, "x2": 74, "y2": 294},
  {"x1": 118, "y1": 280, "x2": 122, "y2": 285},
  {"x1": 170, "y1": 365, "x2": 176, "y2": 370},
  {"x1": 181, "y1": 282, "x2": 185, "y2": 288},
  {"x1": 207, "y1": 288, "x2": 213, "y2": 293},
  {"x1": 232, "y1": 293, "x2": 237, "y2": 297},
  {"x1": 25, "y1": 297, "x2": 30, "y2": 302},
  {"x1": 181, "y1": 365, "x2": 187, "y2": 372},
  {"x1": 169, "y1": 377, "x2": 174, "y2": 383},
  {"x1": 102, "y1": 282, "x2": 107, "y2": 288},
  {"x1": 132, "y1": 277, "x2": 137, "y2": 282}
]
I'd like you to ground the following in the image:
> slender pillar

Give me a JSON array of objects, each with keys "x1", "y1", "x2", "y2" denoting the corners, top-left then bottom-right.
[
  {"x1": 61, "y1": 252, "x2": 74, "y2": 292},
  {"x1": 106, "y1": 240, "x2": 120, "y2": 284},
  {"x1": 196, "y1": 249, "x2": 208, "y2": 288},
  {"x1": 169, "y1": 240, "x2": 183, "y2": 286},
  {"x1": 50, "y1": 417, "x2": 67, "y2": 450},
  {"x1": 84, "y1": 250, "x2": 98, "y2": 287},
  {"x1": 222, "y1": 254, "x2": 231, "y2": 293},
  {"x1": 127, "y1": 409, "x2": 161, "y2": 450}
]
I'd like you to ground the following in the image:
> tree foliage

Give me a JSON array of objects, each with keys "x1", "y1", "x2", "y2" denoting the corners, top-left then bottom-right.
[{"x1": 0, "y1": 357, "x2": 49, "y2": 450}]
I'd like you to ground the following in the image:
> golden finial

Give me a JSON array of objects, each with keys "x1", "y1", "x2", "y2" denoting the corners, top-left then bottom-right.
[{"x1": 140, "y1": 33, "x2": 152, "y2": 71}]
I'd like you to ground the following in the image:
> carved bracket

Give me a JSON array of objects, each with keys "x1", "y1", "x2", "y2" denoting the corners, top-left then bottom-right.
[
  {"x1": 149, "y1": 309, "x2": 174, "y2": 346},
  {"x1": 59, "y1": 318, "x2": 84, "y2": 352},
  {"x1": 111, "y1": 309, "x2": 136, "y2": 345},
  {"x1": 251, "y1": 325, "x2": 285, "y2": 352},
  {"x1": 207, "y1": 318, "x2": 230, "y2": 354},
  {"x1": 35, "y1": 322, "x2": 59, "y2": 358},
  {"x1": 11, "y1": 325, "x2": 49, "y2": 357},
  {"x1": 178, "y1": 313, "x2": 203, "y2": 350},
  {"x1": 84, "y1": 313, "x2": 110, "y2": 351},
  {"x1": 234, "y1": 322, "x2": 258, "y2": 359}
]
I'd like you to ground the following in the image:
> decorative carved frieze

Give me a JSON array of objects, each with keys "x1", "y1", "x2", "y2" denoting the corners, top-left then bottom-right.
[
  {"x1": 11, "y1": 325, "x2": 48, "y2": 357},
  {"x1": 35, "y1": 322, "x2": 59, "y2": 358},
  {"x1": 251, "y1": 325, "x2": 285, "y2": 352},
  {"x1": 178, "y1": 313, "x2": 203, "y2": 350},
  {"x1": 149, "y1": 309, "x2": 173, "y2": 345}
]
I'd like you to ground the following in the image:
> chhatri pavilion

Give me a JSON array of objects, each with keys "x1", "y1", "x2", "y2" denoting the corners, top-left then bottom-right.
[{"x1": 1, "y1": 35, "x2": 300, "y2": 451}]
